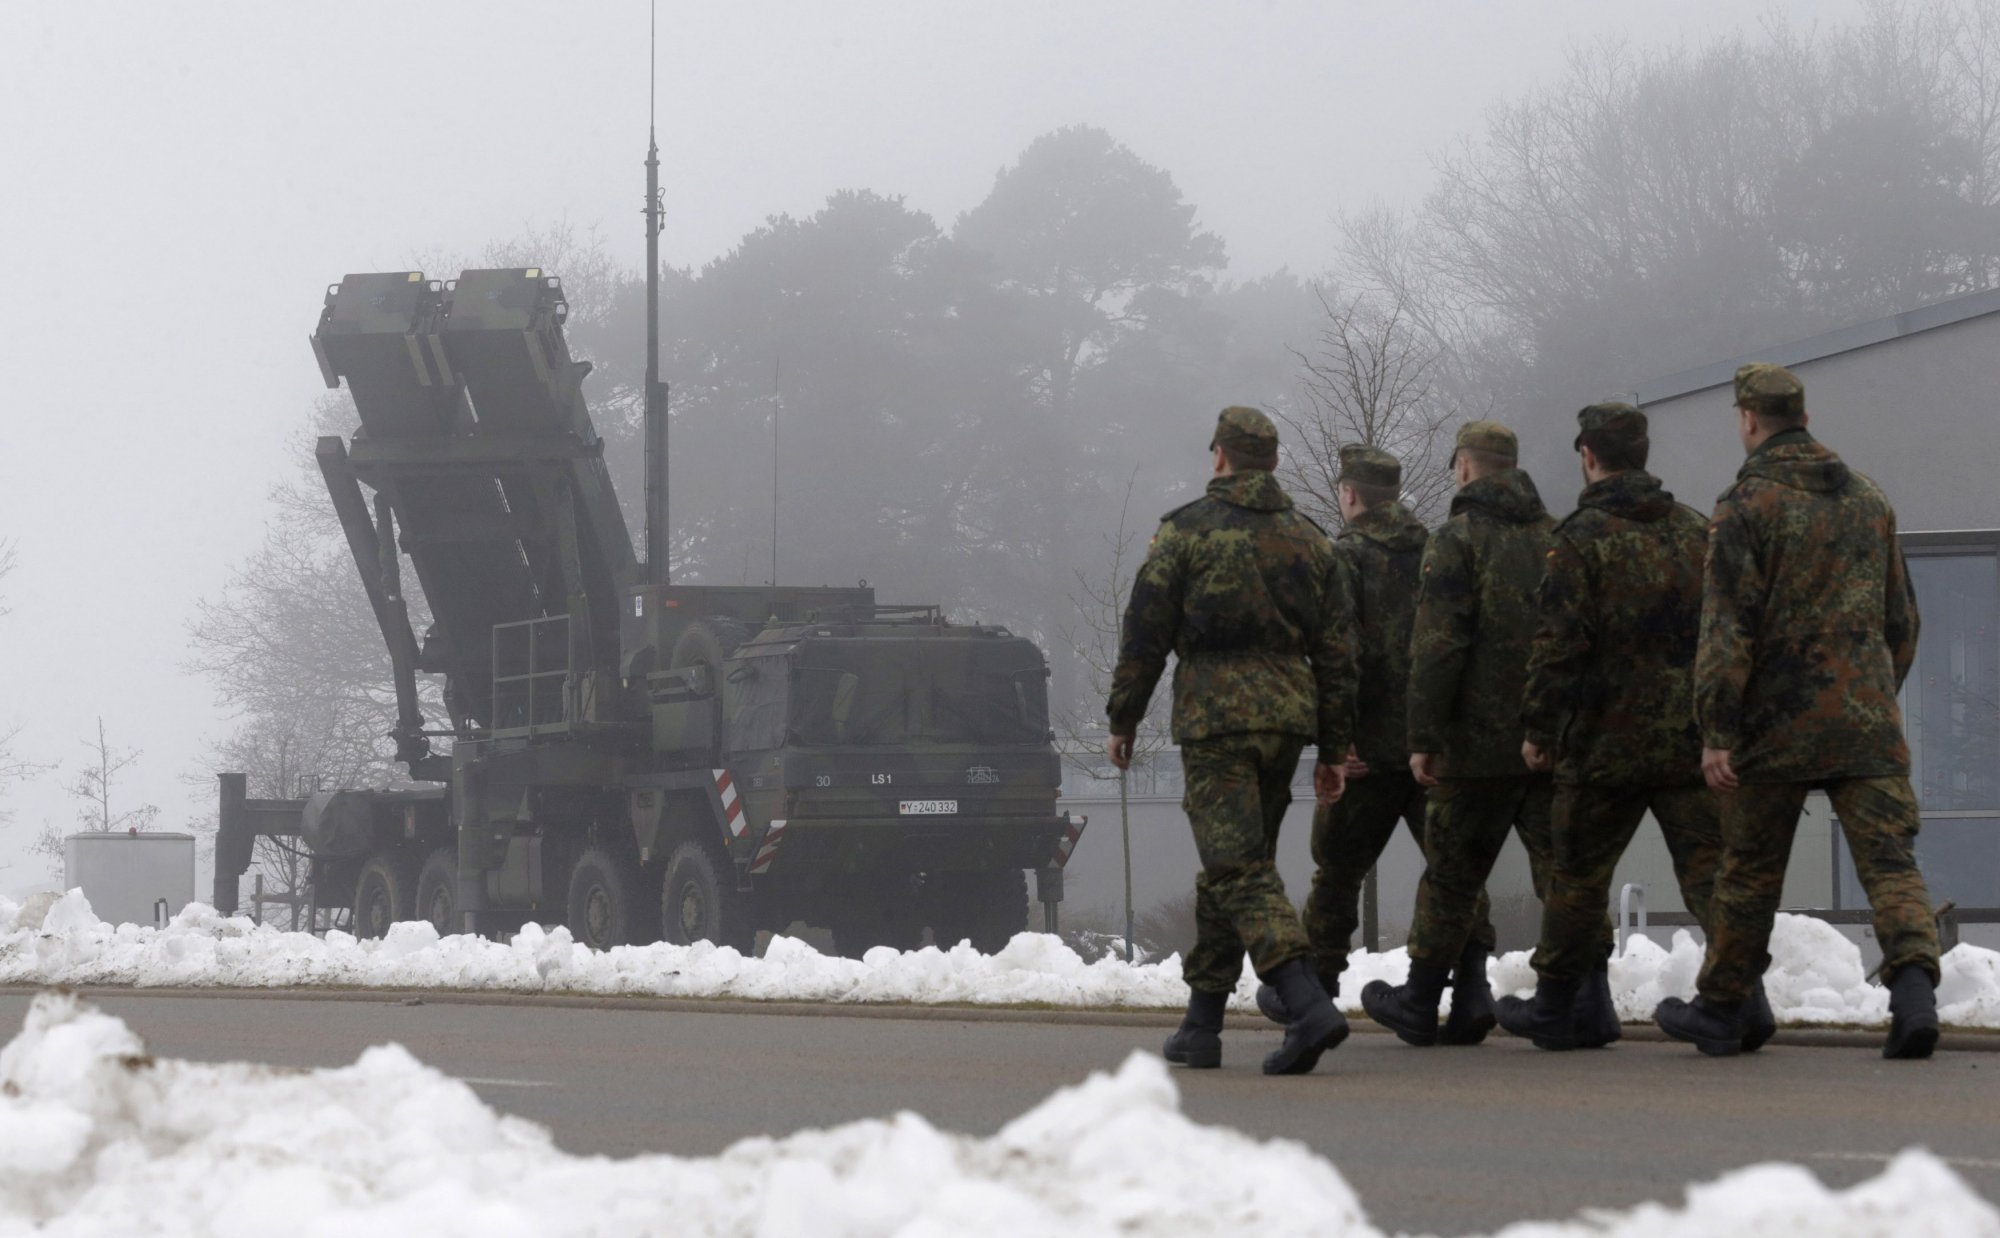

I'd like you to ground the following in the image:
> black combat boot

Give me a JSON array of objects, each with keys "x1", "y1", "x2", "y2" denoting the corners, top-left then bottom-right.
[
  {"x1": 1162, "y1": 987, "x2": 1227, "y2": 1069},
  {"x1": 1654, "y1": 995, "x2": 1745, "y2": 1057},
  {"x1": 1438, "y1": 944, "x2": 1495, "y2": 1045},
  {"x1": 1261, "y1": 958, "x2": 1350, "y2": 1075},
  {"x1": 1741, "y1": 976, "x2": 1776, "y2": 1053},
  {"x1": 1574, "y1": 959, "x2": 1622, "y2": 1048},
  {"x1": 1883, "y1": 965, "x2": 1940, "y2": 1061},
  {"x1": 1256, "y1": 983, "x2": 1286, "y2": 1025},
  {"x1": 1496, "y1": 975, "x2": 1583, "y2": 1050},
  {"x1": 1361, "y1": 959, "x2": 1451, "y2": 1046},
  {"x1": 1256, "y1": 970, "x2": 1337, "y2": 1026}
]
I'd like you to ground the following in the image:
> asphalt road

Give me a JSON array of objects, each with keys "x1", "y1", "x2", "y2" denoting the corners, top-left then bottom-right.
[{"x1": 3, "y1": 990, "x2": 1996, "y2": 1235}]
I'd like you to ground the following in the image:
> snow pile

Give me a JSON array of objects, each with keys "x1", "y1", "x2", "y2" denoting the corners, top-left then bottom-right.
[
  {"x1": 0, "y1": 889, "x2": 1416, "y2": 1012},
  {"x1": 0, "y1": 991, "x2": 1368, "y2": 1236},
  {"x1": 1495, "y1": 915, "x2": 2000, "y2": 1029},
  {"x1": 1, "y1": 995, "x2": 1995, "y2": 1238},
  {"x1": 4, "y1": 891, "x2": 1998, "y2": 1029},
  {"x1": 1486, "y1": 1154, "x2": 1999, "y2": 1238}
]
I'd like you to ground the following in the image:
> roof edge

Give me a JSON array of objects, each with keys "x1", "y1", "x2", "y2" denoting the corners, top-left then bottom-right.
[{"x1": 1636, "y1": 285, "x2": 2000, "y2": 407}]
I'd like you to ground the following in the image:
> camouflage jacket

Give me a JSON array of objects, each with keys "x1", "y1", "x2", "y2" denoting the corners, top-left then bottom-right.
[
  {"x1": 1407, "y1": 468, "x2": 1554, "y2": 779},
  {"x1": 1523, "y1": 470, "x2": 1706, "y2": 786},
  {"x1": 1108, "y1": 471, "x2": 1348, "y2": 749},
  {"x1": 1328, "y1": 502, "x2": 1427, "y2": 770},
  {"x1": 1696, "y1": 430, "x2": 1919, "y2": 782}
]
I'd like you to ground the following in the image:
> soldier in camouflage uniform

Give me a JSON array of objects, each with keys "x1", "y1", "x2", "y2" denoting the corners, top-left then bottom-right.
[
  {"x1": 1497, "y1": 404, "x2": 1731, "y2": 1051},
  {"x1": 1255, "y1": 444, "x2": 1492, "y2": 1028},
  {"x1": 1107, "y1": 406, "x2": 1352, "y2": 1076},
  {"x1": 1361, "y1": 421, "x2": 1561, "y2": 1047},
  {"x1": 1656, "y1": 364, "x2": 1942, "y2": 1060}
]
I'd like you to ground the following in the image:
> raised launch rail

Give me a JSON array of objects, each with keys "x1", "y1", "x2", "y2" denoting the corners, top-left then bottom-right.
[{"x1": 309, "y1": 269, "x2": 638, "y2": 769}]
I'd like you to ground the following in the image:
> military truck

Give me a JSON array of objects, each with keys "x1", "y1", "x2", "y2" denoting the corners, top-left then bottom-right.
[{"x1": 213, "y1": 267, "x2": 1083, "y2": 954}]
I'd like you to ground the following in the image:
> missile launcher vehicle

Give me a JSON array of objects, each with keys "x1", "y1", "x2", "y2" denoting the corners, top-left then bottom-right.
[{"x1": 213, "y1": 268, "x2": 1083, "y2": 953}]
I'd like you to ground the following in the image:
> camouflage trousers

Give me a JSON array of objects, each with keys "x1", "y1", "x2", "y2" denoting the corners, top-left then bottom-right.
[
  {"x1": 1303, "y1": 771, "x2": 1492, "y2": 991},
  {"x1": 1531, "y1": 784, "x2": 1721, "y2": 982},
  {"x1": 1407, "y1": 775, "x2": 1561, "y2": 967},
  {"x1": 1698, "y1": 776, "x2": 1940, "y2": 1004},
  {"x1": 1179, "y1": 733, "x2": 1313, "y2": 994}
]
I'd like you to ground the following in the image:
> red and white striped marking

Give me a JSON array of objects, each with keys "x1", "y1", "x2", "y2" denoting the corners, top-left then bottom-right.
[
  {"x1": 749, "y1": 819, "x2": 786, "y2": 874},
  {"x1": 713, "y1": 769, "x2": 748, "y2": 841},
  {"x1": 1053, "y1": 814, "x2": 1086, "y2": 868}
]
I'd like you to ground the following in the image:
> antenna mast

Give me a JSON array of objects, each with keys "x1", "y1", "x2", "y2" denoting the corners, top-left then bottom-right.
[
  {"x1": 643, "y1": 1, "x2": 670, "y2": 584},
  {"x1": 771, "y1": 354, "x2": 780, "y2": 587}
]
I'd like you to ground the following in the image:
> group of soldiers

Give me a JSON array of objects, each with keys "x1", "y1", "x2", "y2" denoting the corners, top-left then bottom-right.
[{"x1": 1104, "y1": 363, "x2": 1944, "y2": 1076}]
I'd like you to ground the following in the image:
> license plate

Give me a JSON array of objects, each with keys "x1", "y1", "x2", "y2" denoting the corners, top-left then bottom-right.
[{"x1": 899, "y1": 800, "x2": 958, "y2": 815}]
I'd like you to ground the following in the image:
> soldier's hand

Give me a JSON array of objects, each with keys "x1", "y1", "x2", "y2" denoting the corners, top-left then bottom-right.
[
  {"x1": 1701, "y1": 747, "x2": 1738, "y2": 791},
  {"x1": 1314, "y1": 761, "x2": 1346, "y2": 806},
  {"x1": 1521, "y1": 740, "x2": 1552, "y2": 773},
  {"x1": 1410, "y1": 752, "x2": 1442, "y2": 787},
  {"x1": 1343, "y1": 744, "x2": 1369, "y2": 779},
  {"x1": 1107, "y1": 733, "x2": 1135, "y2": 771}
]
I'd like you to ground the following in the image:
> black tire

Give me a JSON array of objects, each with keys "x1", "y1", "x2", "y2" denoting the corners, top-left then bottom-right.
[
  {"x1": 353, "y1": 850, "x2": 417, "y2": 940},
  {"x1": 565, "y1": 847, "x2": 652, "y2": 951},
  {"x1": 415, "y1": 848, "x2": 459, "y2": 937},
  {"x1": 928, "y1": 869, "x2": 1029, "y2": 954},
  {"x1": 660, "y1": 840, "x2": 756, "y2": 952}
]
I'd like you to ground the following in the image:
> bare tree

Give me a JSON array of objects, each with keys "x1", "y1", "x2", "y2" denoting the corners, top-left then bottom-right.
[
  {"x1": 1055, "y1": 478, "x2": 1171, "y2": 780},
  {"x1": 29, "y1": 822, "x2": 65, "y2": 880},
  {"x1": 0, "y1": 723, "x2": 46, "y2": 822},
  {"x1": 0, "y1": 544, "x2": 54, "y2": 873},
  {"x1": 24, "y1": 719, "x2": 158, "y2": 881},
  {"x1": 67, "y1": 718, "x2": 158, "y2": 835},
  {"x1": 0, "y1": 723, "x2": 51, "y2": 879},
  {"x1": 1337, "y1": 3, "x2": 2000, "y2": 440},
  {"x1": 1275, "y1": 285, "x2": 1466, "y2": 530}
]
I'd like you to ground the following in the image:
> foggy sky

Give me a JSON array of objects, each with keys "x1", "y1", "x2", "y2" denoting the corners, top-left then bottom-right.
[{"x1": 0, "y1": 0, "x2": 1860, "y2": 887}]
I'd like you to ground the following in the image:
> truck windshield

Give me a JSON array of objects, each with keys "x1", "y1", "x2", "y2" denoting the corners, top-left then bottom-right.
[{"x1": 790, "y1": 639, "x2": 1048, "y2": 746}]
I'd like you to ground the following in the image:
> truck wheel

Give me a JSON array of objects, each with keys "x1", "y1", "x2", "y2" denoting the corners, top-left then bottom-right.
[
  {"x1": 353, "y1": 851, "x2": 417, "y2": 940},
  {"x1": 565, "y1": 847, "x2": 651, "y2": 951},
  {"x1": 660, "y1": 841, "x2": 754, "y2": 952},
  {"x1": 416, "y1": 849, "x2": 458, "y2": 937},
  {"x1": 929, "y1": 869, "x2": 1029, "y2": 954}
]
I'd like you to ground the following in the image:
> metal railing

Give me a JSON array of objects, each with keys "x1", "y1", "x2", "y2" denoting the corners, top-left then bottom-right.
[{"x1": 491, "y1": 614, "x2": 571, "y2": 736}]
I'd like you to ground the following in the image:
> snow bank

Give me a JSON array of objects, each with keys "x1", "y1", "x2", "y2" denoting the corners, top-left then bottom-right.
[
  {"x1": 1486, "y1": 1153, "x2": 1999, "y2": 1238},
  {"x1": 1, "y1": 995, "x2": 1994, "y2": 1238},
  {"x1": 4, "y1": 890, "x2": 1998, "y2": 1029}
]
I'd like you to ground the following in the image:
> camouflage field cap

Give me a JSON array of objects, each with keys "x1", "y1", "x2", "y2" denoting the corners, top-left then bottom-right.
[
  {"x1": 1337, "y1": 443, "x2": 1401, "y2": 488},
  {"x1": 1211, "y1": 405, "x2": 1279, "y2": 455},
  {"x1": 1452, "y1": 419, "x2": 1518, "y2": 463},
  {"x1": 1734, "y1": 362, "x2": 1803, "y2": 404},
  {"x1": 1573, "y1": 401, "x2": 1647, "y2": 452}
]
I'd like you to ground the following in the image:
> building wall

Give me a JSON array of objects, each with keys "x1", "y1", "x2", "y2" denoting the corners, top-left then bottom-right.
[{"x1": 1641, "y1": 310, "x2": 2000, "y2": 528}]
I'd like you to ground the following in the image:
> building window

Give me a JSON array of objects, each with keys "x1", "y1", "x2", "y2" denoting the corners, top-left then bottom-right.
[
  {"x1": 1904, "y1": 549, "x2": 2000, "y2": 813},
  {"x1": 1840, "y1": 532, "x2": 2000, "y2": 908}
]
